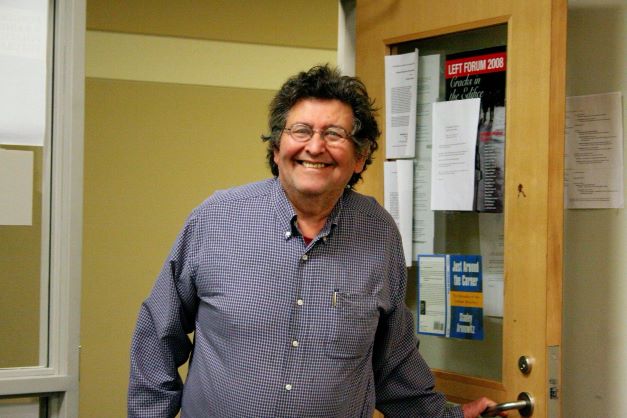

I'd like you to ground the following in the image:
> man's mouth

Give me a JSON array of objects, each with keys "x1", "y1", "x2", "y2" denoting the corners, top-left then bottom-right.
[{"x1": 300, "y1": 161, "x2": 329, "y2": 169}]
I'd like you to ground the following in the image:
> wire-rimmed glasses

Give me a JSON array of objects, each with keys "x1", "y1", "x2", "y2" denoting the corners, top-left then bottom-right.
[{"x1": 283, "y1": 123, "x2": 352, "y2": 145}]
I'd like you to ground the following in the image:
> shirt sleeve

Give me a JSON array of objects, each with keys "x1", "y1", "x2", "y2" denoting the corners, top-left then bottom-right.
[
  {"x1": 128, "y1": 213, "x2": 200, "y2": 418},
  {"x1": 372, "y1": 232, "x2": 463, "y2": 418}
]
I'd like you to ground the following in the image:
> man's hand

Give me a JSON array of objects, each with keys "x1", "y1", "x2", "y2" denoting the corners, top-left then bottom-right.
[{"x1": 461, "y1": 397, "x2": 507, "y2": 418}]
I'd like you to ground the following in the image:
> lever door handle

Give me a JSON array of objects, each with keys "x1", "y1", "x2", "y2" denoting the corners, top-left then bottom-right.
[{"x1": 482, "y1": 392, "x2": 534, "y2": 417}]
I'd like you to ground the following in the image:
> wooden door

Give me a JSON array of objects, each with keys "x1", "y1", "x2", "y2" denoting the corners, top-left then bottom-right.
[{"x1": 355, "y1": 1, "x2": 566, "y2": 417}]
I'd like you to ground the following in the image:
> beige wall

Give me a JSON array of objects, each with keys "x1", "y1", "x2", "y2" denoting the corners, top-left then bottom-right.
[
  {"x1": 563, "y1": 1, "x2": 627, "y2": 416},
  {"x1": 0, "y1": 146, "x2": 42, "y2": 368},
  {"x1": 86, "y1": 0, "x2": 338, "y2": 50},
  {"x1": 81, "y1": 1, "x2": 337, "y2": 416}
]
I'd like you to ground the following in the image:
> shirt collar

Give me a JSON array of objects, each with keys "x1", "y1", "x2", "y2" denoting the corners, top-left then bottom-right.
[{"x1": 271, "y1": 177, "x2": 346, "y2": 241}]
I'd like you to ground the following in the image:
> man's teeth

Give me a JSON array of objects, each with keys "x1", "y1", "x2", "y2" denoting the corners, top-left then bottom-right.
[{"x1": 302, "y1": 161, "x2": 326, "y2": 168}]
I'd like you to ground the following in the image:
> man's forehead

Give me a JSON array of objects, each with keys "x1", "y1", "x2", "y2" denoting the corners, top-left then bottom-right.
[{"x1": 286, "y1": 98, "x2": 354, "y2": 119}]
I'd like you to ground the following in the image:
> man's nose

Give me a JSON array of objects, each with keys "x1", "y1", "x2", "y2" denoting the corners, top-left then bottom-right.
[{"x1": 305, "y1": 131, "x2": 327, "y2": 153}]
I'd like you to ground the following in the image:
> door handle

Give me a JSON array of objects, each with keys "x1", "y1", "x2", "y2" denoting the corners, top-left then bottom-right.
[{"x1": 482, "y1": 392, "x2": 534, "y2": 417}]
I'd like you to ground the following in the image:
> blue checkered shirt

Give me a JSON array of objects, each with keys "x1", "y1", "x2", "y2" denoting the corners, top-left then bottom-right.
[{"x1": 128, "y1": 178, "x2": 463, "y2": 418}]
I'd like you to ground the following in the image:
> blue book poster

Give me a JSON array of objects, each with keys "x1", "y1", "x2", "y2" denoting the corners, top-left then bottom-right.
[{"x1": 448, "y1": 255, "x2": 484, "y2": 340}]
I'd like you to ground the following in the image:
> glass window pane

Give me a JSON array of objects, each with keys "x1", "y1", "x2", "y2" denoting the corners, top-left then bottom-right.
[
  {"x1": 0, "y1": 0, "x2": 50, "y2": 368},
  {"x1": 0, "y1": 397, "x2": 47, "y2": 417},
  {"x1": 395, "y1": 24, "x2": 507, "y2": 381}
]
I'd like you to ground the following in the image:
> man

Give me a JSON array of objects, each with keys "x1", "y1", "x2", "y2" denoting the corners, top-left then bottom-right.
[{"x1": 128, "y1": 65, "x2": 500, "y2": 417}]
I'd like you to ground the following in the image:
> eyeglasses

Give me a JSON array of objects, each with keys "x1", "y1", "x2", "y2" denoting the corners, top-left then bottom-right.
[{"x1": 283, "y1": 123, "x2": 352, "y2": 145}]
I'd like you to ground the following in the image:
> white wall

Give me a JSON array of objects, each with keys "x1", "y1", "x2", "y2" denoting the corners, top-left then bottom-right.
[{"x1": 563, "y1": 0, "x2": 627, "y2": 417}]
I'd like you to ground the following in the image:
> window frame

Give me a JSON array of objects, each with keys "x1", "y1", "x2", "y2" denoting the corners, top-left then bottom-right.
[{"x1": 0, "y1": 0, "x2": 84, "y2": 416}]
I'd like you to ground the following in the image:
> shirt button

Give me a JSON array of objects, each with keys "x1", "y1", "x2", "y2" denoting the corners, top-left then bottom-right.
[
  {"x1": 285, "y1": 384, "x2": 293, "y2": 391},
  {"x1": 285, "y1": 231, "x2": 291, "y2": 238},
  {"x1": 292, "y1": 340, "x2": 299, "y2": 347},
  {"x1": 296, "y1": 299, "x2": 304, "y2": 306},
  {"x1": 301, "y1": 254, "x2": 308, "y2": 261},
  {"x1": 323, "y1": 236, "x2": 328, "y2": 243}
]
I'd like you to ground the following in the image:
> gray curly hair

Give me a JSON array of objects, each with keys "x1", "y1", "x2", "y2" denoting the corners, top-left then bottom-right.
[{"x1": 261, "y1": 65, "x2": 380, "y2": 187}]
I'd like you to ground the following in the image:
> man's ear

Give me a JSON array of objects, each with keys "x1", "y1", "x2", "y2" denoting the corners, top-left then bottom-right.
[
  {"x1": 354, "y1": 145, "x2": 370, "y2": 174},
  {"x1": 273, "y1": 146, "x2": 280, "y2": 165},
  {"x1": 354, "y1": 156, "x2": 367, "y2": 174}
]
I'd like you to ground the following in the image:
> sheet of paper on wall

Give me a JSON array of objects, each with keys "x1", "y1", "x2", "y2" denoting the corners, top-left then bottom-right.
[
  {"x1": 565, "y1": 92, "x2": 624, "y2": 209},
  {"x1": 415, "y1": 104, "x2": 433, "y2": 161},
  {"x1": 479, "y1": 213, "x2": 504, "y2": 317},
  {"x1": 417, "y1": 254, "x2": 447, "y2": 336},
  {"x1": 384, "y1": 160, "x2": 414, "y2": 267},
  {"x1": 417, "y1": 54, "x2": 441, "y2": 104},
  {"x1": 430, "y1": 98, "x2": 481, "y2": 210},
  {"x1": 415, "y1": 54, "x2": 440, "y2": 162},
  {"x1": 385, "y1": 50, "x2": 418, "y2": 159},
  {"x1": 0, "y1": 149, "x2": 33, "y2": 225},
  {"x1": 411, "y1": 54, "x2": 440, "y2": 258},
  {"x1": 412, "y1": 160, "x2": 434, "y2": 257}
]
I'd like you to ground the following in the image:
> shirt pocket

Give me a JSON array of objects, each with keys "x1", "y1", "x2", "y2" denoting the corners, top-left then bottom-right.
[{"x1": 325, "y1": 292, "x2": 379, "y2": 359}]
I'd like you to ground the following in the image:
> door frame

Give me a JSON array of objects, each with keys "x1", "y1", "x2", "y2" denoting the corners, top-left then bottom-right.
[{"x1": 355, "y1": 1, "x2": 566, "y2": 415}]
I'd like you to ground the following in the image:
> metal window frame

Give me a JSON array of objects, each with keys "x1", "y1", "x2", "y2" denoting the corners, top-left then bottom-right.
[{"x1": 0, "y1": 0, "x2": 84, "y2": 417}]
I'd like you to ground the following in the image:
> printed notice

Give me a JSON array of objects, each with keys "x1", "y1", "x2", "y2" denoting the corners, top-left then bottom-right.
[
  {"x1": 565, "y1": 92, "x2": 624, "y2": 209},
  {"x1": 415, "y1": 103, "x2": 433, "y2": 161},
  {"x1": 384, "y1": 160, "x2": 414, "y2": 267},
  {"x1": 385, "y1": 50, "x2": 418, "y2": 159},
  {"x1": 417, "y1": 54, "x2": 440, "y2": 104},
  {"x1": 431, "y1": 98, "x2": 481, "y2": 210},
  {"x1": 415, "y1": 54, "x2": 440, "y2": 161},
  {"x1": 479, "y1": 213, "x2": 504, "y2": 317},
  {"x1": 417, "y1": 255, "x2": 447, "y2": 336},
  {"x1": 412, "y1": 54, "x2": 440, "y2": 260},
  {"x1": 412, "y1": 160, "x2": 434, "y2": 256}
]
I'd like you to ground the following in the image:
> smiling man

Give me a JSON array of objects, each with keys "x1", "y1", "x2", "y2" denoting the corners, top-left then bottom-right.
[
  {"x1": 272, "y1": 97, "x2": 366, "y2": 239},
  {"x1": 128, "y1": 65, "x2": 499, "y2": 418}
]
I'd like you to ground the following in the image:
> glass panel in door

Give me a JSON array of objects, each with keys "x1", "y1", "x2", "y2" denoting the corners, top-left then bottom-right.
[{"x1": 393, "y1": 24, "x2": 507, "y2": 381}]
